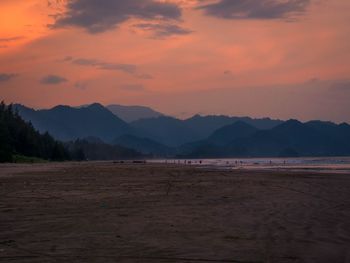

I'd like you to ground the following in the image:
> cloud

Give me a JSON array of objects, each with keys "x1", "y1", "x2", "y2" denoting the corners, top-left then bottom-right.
[
  {"x1": 198, "y1": 0, "x2": 311, "y2": 20},
  {"x1": 99, "y1": 63, "x2": 136, "y2": 73},
  {"x1": 137, "y1": 73, "x2": 153, "y2": 80},
  {"x1": 63, "y1": 57, "x2": 154, "y2": 77},
  {"x1": 134, "y1": 23, "x2": 192, "y2": 38},
  {"x1": 0, "y1": 36, "x2": 24, "y2": 42},
  {"x1": 0, "y1": 73, "x2": 18, "y2": 82},
  {"x1": 62, "y1": 56, "x2": 73, "y2": 62},
  {"x1": 72, "y1": 58, "x2": 99, "y2": 66},
  {"x1": 40, "y1": 75, "x2": 68, "y2": 85},
  {"x1": 74, "y1": 81, "x2": 88, "y2": 90},
  {"x1": 71, "y1": 57, "x2": 137, "y2": 74},
  {"x1": 50, "y1": 0, "x2": 182, "y2": 34}
]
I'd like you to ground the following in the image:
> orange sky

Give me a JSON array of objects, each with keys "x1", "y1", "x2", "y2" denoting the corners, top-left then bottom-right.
[{"x1": 1, "y1": 0, "x2": 350, "y2": 122}]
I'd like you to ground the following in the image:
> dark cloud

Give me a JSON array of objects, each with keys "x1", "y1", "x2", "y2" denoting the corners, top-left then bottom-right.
[
  {"x1": 72, "y1": 58, "x2": 99, "y2": 66},
  {"x1": 99, "y1": 63, "x2": 136, "y2": 73},
  {"x1": 51, "y1": 0, "x2": 182, "y2": 34},
  {"x1": 198, "y1": 0, "x2": 310, "y2": 20},
  {"x1": 41, "y1": 75, "x2": 68, "y2": 85},
  {"x1": 71, "y1": 58, "x2": 137, "y2": 73},
  {"x1": 0, "y1": 73, "x2": 18, "y2": 82},
  {"x1": 134, "y1": 23, "x2": 192, "y2": 38}
]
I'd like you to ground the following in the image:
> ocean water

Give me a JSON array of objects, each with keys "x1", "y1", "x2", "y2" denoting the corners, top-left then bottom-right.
[{"x1": 149, "y1": 157, "x2": 350, "y2": 174}]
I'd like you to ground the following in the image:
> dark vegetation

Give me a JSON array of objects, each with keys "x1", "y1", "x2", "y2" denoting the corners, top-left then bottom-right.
[
  {"x1": 0, "y1": 102, "x2": 69, "y2": 162},
  {"x1": 66, "y1": 139, "x2": 142, "y2": 161}
]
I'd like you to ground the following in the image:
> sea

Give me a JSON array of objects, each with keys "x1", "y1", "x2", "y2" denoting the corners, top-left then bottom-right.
[{"x1": 148, "y1": 157, "x2": 350, "y2": 174}]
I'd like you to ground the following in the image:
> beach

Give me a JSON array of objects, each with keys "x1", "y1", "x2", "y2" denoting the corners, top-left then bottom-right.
[{"x1": 1, "y1": 162, "x2": 350, "y2": 262}]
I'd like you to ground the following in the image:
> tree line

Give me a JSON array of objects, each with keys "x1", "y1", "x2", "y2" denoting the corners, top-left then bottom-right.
[{"x1": 0, "y1": 102, "x2": 70, "y2": 162}]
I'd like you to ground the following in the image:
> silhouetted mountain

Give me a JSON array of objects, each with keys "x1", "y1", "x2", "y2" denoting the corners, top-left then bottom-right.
[
  {"x1": 184, "y1": 120, "x2": 350, "y2": 158},
  {"x1": 207, "y1": 121, "x2": 258, "y2": 146},
  {"x1": 107, "y1": 104, "x2": 163, "y2": 122},
  {"x1": 306, "y1": 121, "x2": 350, "y2": 142},
  {"x1": 15, "y1": 103, "x2": 132, "y2": 142},
  {"x1": 12, "y1": 102, "x2": 350, "y2": 158},
  {"x1": 177, "y1": 121, "x2": 258, "y2": 155},
  {"x1": 113, "y1": 135, "x2": 174, "y2": 156},
  {"x1": 130, "y1": 116, "x2": 198, "y2": 146},
  {"x1": 183, "y1": 115, "x2": 282, "y2": 139}
]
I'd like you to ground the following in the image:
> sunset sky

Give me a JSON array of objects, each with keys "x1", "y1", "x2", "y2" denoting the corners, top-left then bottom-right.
[{"x1": 0, "y1": 0, "x2": 349, "y2": 122}]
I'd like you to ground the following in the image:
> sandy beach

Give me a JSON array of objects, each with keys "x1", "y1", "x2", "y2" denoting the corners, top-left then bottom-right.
[{"x1": 1, "y1": 162, "x2": 350, "y2": 262}]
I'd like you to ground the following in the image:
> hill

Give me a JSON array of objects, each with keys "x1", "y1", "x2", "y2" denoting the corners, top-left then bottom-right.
[
  {"x1": 207, "y1": 121, "x2": 258, "y2": 146},
  {"x1": 130, "y1": 116, "x2": 198, "y2": 147},
  {"x1": 113, "y1": 135, "x2": 174, "y2": 156},
  {"x1": 15, "y1": 103, "x2": 132, "y2": 143}
]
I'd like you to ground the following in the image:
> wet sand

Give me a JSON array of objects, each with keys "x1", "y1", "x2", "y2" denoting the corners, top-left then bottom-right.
[{"x1": 1, "y1": 162, "x2": 350, "y2": 262}]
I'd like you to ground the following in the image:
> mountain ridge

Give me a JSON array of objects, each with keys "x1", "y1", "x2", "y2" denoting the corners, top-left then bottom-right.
[
  {"x1": 107, "y1": 104, "x2": 163, "y2": 122},
  {"x1": 13, "y1": 102, "x2": 350, "y2": 158}
]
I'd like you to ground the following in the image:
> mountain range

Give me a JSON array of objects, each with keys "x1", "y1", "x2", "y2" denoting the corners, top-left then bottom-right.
[
  {"x1": 14, "y1": 103, "x2": 350, "y2": 158},
  {"x1": 182, "y1": 120, "x2": 350, "y2": 158}
]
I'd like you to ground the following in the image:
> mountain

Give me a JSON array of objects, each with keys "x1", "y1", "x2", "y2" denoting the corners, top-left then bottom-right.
[
  {"x1": 178, "y1": 121, "x2": 258, "y2": 156},
  {"x1": 130, "y1": 115, "x2": 282, "y2": 146},
  {"x1": 12, "y1": 102, "x2": 350, "y2": 158},
  {"x1": 113, "y1": 134, "x2": 174, "y2": 156},
  {"x1": 183, "y1": 115, "x2": 282, "y2": 139},
  {"x1": 15, "y1": 103, "x2": 132, "y2": 142},
  {"x1": 106, "y1": 104, "x2": 163, "y2": 122},
  {"x1": 184, "y1": 120, "x2": 350, "y2": 158},
  {"x1": 207, "y1": 121, "x2": 258, "y2": 146},
  {"x1": 130, "y1": 116, "x2": 198, "y2": 147},
  {"x1": 305, "y1": 121, "x2": 350, "y2": 142}
]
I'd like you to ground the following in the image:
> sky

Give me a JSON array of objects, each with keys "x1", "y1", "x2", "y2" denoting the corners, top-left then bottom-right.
[{"x1": 0, "y1": 0, "x2": 350, "y2": 122}]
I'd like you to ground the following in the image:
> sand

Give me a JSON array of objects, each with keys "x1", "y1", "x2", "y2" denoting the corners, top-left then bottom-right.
[{"x1": 1, "y1": 162, "x2": 350, "y2": 262}]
